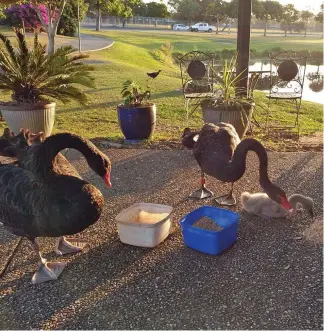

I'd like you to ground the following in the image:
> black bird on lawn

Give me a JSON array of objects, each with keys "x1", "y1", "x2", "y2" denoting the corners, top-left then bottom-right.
[{"x1": 147, "y1": 69, "x2": 162, "y2": 79}]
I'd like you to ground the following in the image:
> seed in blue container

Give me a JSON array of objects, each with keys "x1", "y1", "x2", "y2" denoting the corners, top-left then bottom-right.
[{"x1": 193, "y1": 216, "x2": 224, "y2": 231}]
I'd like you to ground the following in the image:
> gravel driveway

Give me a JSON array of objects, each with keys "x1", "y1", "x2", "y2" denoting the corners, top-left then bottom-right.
[{"x1": 0, "y1": 149, "x2": 322, "y2": 330}]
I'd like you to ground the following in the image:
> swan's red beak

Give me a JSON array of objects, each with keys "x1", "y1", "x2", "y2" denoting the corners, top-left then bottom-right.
[
  {"x1": 104, "y1": 172, "x2": 112, "y2": 188},
  {"x1": 281, "y1": 196, "x2": 291, "y2": 211}
]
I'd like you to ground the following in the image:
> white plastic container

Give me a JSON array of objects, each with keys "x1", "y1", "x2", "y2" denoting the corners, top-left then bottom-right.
[{"x1": 115, "y1": 203, "x2": 173, "y2": 247}]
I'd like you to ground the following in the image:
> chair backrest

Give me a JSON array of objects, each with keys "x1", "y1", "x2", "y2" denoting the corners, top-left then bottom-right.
[
  {"x1": 268, "y1": 51, "x2": 308, "y2": 96},
  {"x1": 178, "y1": 51, "x2": 215, "y2": 95},
  {"x1": 247, "y1": 72, "x2": 261, "y2": 99}
]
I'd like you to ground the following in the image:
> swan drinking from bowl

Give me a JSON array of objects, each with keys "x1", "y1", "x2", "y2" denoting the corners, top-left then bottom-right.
[{"x1": 182, "y1": 122, "x2": 292, "y2": 211}]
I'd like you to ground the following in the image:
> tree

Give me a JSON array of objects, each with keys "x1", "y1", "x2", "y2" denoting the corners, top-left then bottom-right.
[
  {"x1": 2, "y1": 0, "x2": 69, "y2": 53},
  {"x1": 300, "y1": 10, "x2": 314, "y2": 36},
  {"x1": 36, "y1": 0, "x2": 69, "y2": 53},
  {"x1": 173, "y1": 0, "x2": 201, "y2": 24},
  {"x1": 253, "y1": 0, "x2": 283, "y2": 36},
  {"x1": 132, "y1": 0, "x2": 146, "y2": 16},
  {"x1": 86, "y1": 0, "x2": 105, "y2": 31},
  {"x1": 167, "y1": 0, "x2": 181, "y2": 14},
  {"x1": 86, "y1": 0, "x2": 139, "y2": 30},
  {"x1": 98, "y1": 0, "x2": 139, "y2": 27},
  {"x1": 206, "y1": 0, "x2": 227, "y2": 34},
  {"x1": 280, "y1": 4, "x2": 299, "y2": 37},
  {"x1": 315, "y1": 4, "x2": 323, "y2": 24},
  {"x1": 0, "y1": 4, "x2": 8, "y2": 20},
  {"x1": 4, "y1": 3, "x2": 48, "y2": 33},
  {"x1": 146, "y1": 2, "x2": 169, "y2": 18},
  {"x1": 224, "y1": 0, "x2": 238, "y2": 19},
  {"x1": 216, "y1": 0, "x2": 259, "y2": 34},
  {"x1": 58, "y1": 0, "x2": 88, "y2": 36}
]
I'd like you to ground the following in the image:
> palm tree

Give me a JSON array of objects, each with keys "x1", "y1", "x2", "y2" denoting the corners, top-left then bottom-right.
[{"x1": 0, "y1": 30, "x2": 95, "y2": 105}]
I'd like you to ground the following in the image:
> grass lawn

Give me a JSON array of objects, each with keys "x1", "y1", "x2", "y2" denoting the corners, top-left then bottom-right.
[
  {"x1": 0, "y1": 28, "x2": 322, "y2": 149},
  {"x1": 87, "y1": 29, "x2": 323, "y2": 53}
]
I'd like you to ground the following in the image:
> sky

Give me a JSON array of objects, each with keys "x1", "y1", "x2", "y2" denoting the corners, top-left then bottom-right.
[
  {"x1": 277, "y1": 0, "x2": 322, "y2": 12},
  {"x1": 143, "y1": 0, "x2": 323, "y2": 13}
]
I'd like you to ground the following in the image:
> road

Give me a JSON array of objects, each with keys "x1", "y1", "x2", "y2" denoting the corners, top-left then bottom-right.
[{"x1": 81, "y1": 24, "x2": 323, "y2": 37}]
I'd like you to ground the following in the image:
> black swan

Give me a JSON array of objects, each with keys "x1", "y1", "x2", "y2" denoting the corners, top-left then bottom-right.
[
  {"x1": 1, "y1": 129, "x2": 98, "y2": 255},
  {"x1": 0, "y1": 132, "x2": 111, "y2": 284},
  {"x1": 182, "y1": 122, "x2": 292, "y2": 210}
]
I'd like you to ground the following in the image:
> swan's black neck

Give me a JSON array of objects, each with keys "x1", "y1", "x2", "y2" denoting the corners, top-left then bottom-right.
[
  {"x1": 36, "y1": 133, "x2": 98, "y2": 176},
  {"x1": 182, "y1": 130, "x2": 200, "y2": 149},
  {"x1": 231, "y1": 138, "x2": 271, "y2": 188}
]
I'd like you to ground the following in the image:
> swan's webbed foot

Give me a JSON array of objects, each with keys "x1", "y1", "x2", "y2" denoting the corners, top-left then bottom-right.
[
  {"x1": 215, "y1": 194, "x2": 236, "y2": 206},
  {"x1": 55, "y1": 237, "x2": 87, "y2": 256},
  {"x1": 29, "y1": 239, "x2": 67, "y2": 284},
  {"x1": 189, "y1": 186, "x2": 214, "y2": 199},
  {"x1": 215, "y1": 183, "x2": 236, "y2": 206},
  {"x1": 189, "y1": 172, "x2": 214, "y2": 199},
  {"x1": 32, "y1": 260, "x2": 67, "y2": 284}
]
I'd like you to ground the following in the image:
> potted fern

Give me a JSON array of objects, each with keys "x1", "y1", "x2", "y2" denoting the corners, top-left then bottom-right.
[
  {"x1": 201, "y1": 55, "x2": 254, "y2": 139},
  {"x1": 117, "y1": 80, "x2": 156, "y2": 141},
  {"x1": 0, "y1": 30, "x2": 95, "y2": 137}
]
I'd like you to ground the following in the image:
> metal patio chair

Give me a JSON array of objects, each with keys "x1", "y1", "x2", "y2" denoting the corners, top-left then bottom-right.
[
  {"x1": 178, "y1": 51, "x2": 217, "y2": 121},
  {"x1": 266, "y1": 51, "x2": 309, "y2": 135}
]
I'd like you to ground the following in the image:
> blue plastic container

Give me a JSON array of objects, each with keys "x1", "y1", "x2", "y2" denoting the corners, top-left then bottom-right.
[{"x1": 180, "y1": 206, "x2": 239, "y2": 255}]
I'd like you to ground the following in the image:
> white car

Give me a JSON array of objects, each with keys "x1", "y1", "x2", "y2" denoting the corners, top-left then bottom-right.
[
  {"x1": 173, "y1": 24, "x2": 189, "y2": 31},
  {"x1": 190, "y1": 22, "x2": 216, "y2": 32}
]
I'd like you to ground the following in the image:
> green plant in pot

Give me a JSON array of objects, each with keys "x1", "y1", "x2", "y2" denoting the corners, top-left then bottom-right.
[
  {"x1": 201, "y1": 55, "x2": 254, "y2": 139},
  {"x1": 0, "y1": 30, "x2": 95, "y2": 137},
  {"x1": 117, "y1": 79, "x2": 156, "y2": 141}
]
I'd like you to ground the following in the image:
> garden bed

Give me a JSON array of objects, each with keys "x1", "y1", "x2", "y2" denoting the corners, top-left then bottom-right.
[{"x1": 94, "y1": 129, "x2": 323, "y2": 152}]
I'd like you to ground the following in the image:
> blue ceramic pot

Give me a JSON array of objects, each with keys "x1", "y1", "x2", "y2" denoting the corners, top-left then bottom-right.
[{"x1": 117, "y1": 104, "x2": 156, "y2": 140}]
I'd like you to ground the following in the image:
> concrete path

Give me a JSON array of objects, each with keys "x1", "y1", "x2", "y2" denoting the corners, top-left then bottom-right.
[
  {"x1": 0, "y1": 149, "x2": 322, "y2": 330},
  {"x1": 56, "y1": 33, "x2": 114, "y2": 52}
]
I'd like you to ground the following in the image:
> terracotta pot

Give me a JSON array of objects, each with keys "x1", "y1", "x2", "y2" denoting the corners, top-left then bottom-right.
[
  {"x1": 0, "y1": 103, "x2": 56, "y2": 137},
  {"x1": 202, "y1": 102, "x2": 254, "y2": 139}
]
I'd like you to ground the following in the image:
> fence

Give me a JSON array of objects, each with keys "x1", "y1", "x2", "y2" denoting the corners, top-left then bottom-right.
[
  {"x1": 82, "y1": 15, "x2": 323, "y2": 35},
  {"x1": 82, "y1": 16, "x2": 176, "y2": 29}
]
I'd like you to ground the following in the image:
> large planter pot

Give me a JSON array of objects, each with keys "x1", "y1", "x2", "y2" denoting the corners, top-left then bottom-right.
[
  {"x1": 0, "y1": 103, "x2": 56, "y2": 137},
  {"x1": 117, "y1": 104, "x2": 156, "y2": 141},
  {"x1": 202, "y1": 102, "x2": 254, "y2": 139}
]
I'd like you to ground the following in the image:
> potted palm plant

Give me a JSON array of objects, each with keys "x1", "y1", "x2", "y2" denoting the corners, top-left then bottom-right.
[
  {"x1": 117, "y1": 80, "x2": 156, "y2": 141},
  {"x1": 0, "y1": 30, "x2": 95, "y2": 137},
  {"x1": 201, "y1": 55, "x2": 254, "y2": 139}
]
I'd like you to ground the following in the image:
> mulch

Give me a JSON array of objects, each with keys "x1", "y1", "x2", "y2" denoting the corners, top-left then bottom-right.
[{"x1": 92, "y1": 129, "x2": 323, "y2": 152}]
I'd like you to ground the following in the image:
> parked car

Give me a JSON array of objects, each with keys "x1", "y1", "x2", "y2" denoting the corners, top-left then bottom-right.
[
  {"x1": 190, "y1": 22, "x2": 216, "y2": 32},
  {"x1": 173, "y1": 24, "x2": 189, "y2": 31}
]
